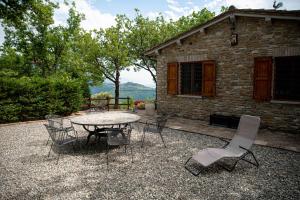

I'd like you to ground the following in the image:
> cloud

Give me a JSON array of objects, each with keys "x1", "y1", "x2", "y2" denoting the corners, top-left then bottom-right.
[
  {"x1": 54, "y1": 0, "x2": 116, "y2": 30},
  {"x1": 146, "y1": 11, "x2": 161, "y2": 19},
  {"x1": 164, "y1": 0, "x2": 195, "y2": 20}
]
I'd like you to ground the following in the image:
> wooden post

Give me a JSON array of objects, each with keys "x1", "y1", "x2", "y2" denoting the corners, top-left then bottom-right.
[
  {"x1": 88, "y1": 97, "x2": 91, "y2": 109},
  {"x1": 106, "y1": 97, "x2": 110, "y2": 111},
  {"x1": 127, "y1": 97, "x2": 130, "y2": 110}
]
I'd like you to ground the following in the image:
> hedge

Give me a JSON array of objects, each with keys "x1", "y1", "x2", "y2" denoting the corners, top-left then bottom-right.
[{"x1": 0, "y1": 76, "x2": 85, "y2": 123}]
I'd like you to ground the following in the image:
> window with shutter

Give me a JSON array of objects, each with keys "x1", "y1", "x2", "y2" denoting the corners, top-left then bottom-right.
[
  {"x1": 253, "y1": 57, "x2": 272, "y2": 101},
  {"x1": 202, "y1": 61, "x2": 216, "y2": 97},
  {"x1": 274, "y1": 56, "x2": 300, "y2": 101},
  {"x1": 180, "y1": 62, "x2": 202, "y2": 95},
  {"x1": 167, "y1": 63, "x2": 178, "y2": 95}
]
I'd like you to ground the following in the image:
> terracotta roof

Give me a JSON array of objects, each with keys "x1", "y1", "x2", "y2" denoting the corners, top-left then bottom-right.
[{"x1": 144, "y1": 9, "x2": 300, "y2": 56}]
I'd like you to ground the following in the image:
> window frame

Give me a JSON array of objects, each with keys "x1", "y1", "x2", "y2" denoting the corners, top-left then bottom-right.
[
  {"x1": 179, "y1": 61, "x2": 203, "y2": 96},
  {"x1": 272, "y1": 56, "x2": 300, "y2": 102}
]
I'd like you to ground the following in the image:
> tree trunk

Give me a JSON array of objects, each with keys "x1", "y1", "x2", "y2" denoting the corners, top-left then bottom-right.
[
  {"x1": 155, "y1": 81, "x2": 157, "y2": 110},
  {"x1": 114, "y1": 66, "x2": 120, "y2": 109}
]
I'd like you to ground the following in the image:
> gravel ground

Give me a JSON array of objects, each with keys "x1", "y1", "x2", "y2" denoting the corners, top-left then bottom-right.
[{"x1": 0, "y1": 121, "x2": 299, "y2": 200}]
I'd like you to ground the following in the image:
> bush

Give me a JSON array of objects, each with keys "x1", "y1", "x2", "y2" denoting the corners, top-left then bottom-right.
[
  {"x1": 137, "y1": 102, "x2": 145, "y2": 110},
  {"x1": 134, "y1": 100, "x2": 144, "y2": 106},
  {"x1": 0, "y1": 76, "x2": 84, "y2": 123}
]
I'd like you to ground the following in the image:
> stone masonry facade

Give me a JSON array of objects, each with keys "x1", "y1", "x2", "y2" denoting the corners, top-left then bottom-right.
[{"x1": 156, "y1": 16, "x2": 300, "y2": 133}]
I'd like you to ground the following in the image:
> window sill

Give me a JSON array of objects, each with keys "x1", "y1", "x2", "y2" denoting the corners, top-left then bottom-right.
[
  {"x1": 176, "y1": 95, "x2": 203, "y2": 99},
  {"x1": 270, "y1": 100, "x2": 300, "y2": 105}
]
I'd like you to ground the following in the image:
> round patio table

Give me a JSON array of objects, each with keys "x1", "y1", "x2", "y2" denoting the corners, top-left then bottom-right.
[{"x1": 71, "y1": 111, "x2": 141, "y2": 144}]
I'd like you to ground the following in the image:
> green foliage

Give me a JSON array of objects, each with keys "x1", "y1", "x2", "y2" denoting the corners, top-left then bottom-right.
[
  {"x1": 220, "y1": 6, "x2": 229, "y2": 13},
  {"x1": 0, "y1": 76, "x2": 84, "y2": 123},
  {"x1": 81, "y1": 81, "x2": 91, "y2": 98}
]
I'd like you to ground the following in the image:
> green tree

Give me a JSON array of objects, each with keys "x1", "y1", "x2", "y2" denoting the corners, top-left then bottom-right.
[
  {"x1": 94, "y1": 15, "x2": 131, "y2": 108},
  {"x1": 220, "y1": 6, "x2": 229, "y2": 13}
]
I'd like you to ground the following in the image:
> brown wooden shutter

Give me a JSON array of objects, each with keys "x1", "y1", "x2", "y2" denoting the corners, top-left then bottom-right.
[
  {"x1": 202, "y1": 61, "x2": 216, "y2": 97},
  {"x1": 167, "y1": 63, "x2": 178, "y2": 95},
  {"x1": 253, "y1": 57, "x2": 272, "y2": 101}
]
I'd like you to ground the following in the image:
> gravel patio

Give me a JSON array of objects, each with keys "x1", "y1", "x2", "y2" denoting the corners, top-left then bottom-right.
[{"x1": 0, "y1": 120, "x2": 299, "y2": 200}]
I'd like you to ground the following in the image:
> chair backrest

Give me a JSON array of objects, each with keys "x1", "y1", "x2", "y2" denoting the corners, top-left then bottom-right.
[
  {"x1": 227, "y1": 115, "x2": 261, "y2": 150},
  {"x1": 45, "y1": 114, "x2": 63, "y2": 128},
  {"x1": 156, "y1": 115, "x2": 168, "y2": 132},
  {"x1": 107, "y1": 128, "x2": 129, "y2": 146},
  {"x1": 44, "y1": 124, "x2": 72, "y2": 145}
]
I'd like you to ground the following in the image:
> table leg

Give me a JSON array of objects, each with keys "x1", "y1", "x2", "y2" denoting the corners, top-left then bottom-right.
[{"x1": 83, "y1": 125, "x2": 96, "y2": 144}]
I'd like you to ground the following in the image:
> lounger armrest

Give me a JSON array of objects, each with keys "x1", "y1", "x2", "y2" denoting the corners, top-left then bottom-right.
[
  {"x1": 239, "y1": 145, "x2": 254, "y2": 154},
  {"x1": 219, "y1": 138, "x2": 230, "y2": 148},
  {"x1": 219, "y1": 138, "x2": 229, "y2": 143}
]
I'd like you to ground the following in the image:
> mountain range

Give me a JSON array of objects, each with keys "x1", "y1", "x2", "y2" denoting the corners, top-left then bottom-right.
[{"x1": 90, "y1": 82, "x2": 155, "y2": 100}]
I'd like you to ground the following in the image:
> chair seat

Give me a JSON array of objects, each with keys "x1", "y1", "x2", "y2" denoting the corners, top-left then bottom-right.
[
  {"x1": 57, "y1": 136, "x2": 77, "y2": 146},
  {"x1": 146, "y1": 126, "x2": 159, "y2": 133},
  {"x1": 107, "y1": 129, "x2": 130, "y2": 146},
  {"x1": 192, "y1": 148, "x2": 244, "y2": 167},
  {"x1": 107, "y1": 137, "x2": 130, "y2": 146}
]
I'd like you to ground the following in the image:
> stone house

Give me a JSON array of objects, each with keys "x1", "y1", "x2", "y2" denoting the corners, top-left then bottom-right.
[{"x1": 144, "y1": 9, "x2": 300, "y2": 133}]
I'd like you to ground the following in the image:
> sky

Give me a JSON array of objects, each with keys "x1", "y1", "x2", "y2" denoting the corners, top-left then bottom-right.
[{"x1": 1, "y1": 0, "x2": 300, "y2": 87}]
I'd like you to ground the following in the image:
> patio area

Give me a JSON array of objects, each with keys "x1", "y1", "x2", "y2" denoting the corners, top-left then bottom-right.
[{"x1": 0, "y1": 114, "x2": 299, "y2": 199}]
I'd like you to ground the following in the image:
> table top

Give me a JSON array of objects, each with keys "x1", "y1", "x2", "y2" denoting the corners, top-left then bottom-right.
[{"x1": 70, "y1": 111, "x2": 141, "y2": 126}]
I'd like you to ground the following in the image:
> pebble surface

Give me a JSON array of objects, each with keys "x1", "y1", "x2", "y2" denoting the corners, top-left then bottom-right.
[{"x1": 0, "y1": 121, "x2": 299, "y2": 200}]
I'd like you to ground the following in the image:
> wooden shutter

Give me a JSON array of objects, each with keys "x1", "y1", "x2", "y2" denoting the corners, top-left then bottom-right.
[
  {"x1": 202, "y1": 61, "x2": 216, "y2": 97},
  {"x1": 253, "y1": 57, "x2": 272, "y2": 101},
  {"x1": 167, "y1": 63, "x2": 178, "y2": 95}
]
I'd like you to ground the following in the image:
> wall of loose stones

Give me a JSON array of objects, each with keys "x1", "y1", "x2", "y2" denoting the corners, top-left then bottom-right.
[{"x1": 156, "y1": 16, "x2": 300, "y2": 133}]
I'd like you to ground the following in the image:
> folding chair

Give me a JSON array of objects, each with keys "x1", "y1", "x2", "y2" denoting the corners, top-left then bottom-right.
[{"x1": 185, "y1": 115, "x2": 260, "y2": 176}]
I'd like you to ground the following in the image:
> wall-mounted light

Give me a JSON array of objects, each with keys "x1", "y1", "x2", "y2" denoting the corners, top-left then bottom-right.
[{"x1": 231, "y1": 33, "x2": 238, "y2": 46}]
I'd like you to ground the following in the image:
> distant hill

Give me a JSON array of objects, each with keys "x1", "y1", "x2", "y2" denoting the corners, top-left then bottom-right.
[{"x1": 90, "y1": 82, "x2": 155, "y2": 100}]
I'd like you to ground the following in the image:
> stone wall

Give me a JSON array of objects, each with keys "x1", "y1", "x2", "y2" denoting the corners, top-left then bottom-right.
[{"x1": 156, "y1": 16, "x2": 300, "y2": 133}]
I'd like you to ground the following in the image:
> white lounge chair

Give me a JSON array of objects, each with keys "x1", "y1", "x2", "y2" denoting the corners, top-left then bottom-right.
[{"x1": 185, "y1": 115, "x2": 260, "y2": 176}]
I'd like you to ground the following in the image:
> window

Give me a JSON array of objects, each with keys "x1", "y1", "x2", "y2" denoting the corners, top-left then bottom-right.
[
  {"x1": 180, "y1": 62, "x2": 202, "y2": 95},
  {"x1": 167, "y1": 61, "x2": 215, "y2": 97},
  {"x1": 273, "y1": 56, "x2": 300, "y2": 101},
  {"x1": 253, "y1": 56, "x2": 300, "y2": 102}
]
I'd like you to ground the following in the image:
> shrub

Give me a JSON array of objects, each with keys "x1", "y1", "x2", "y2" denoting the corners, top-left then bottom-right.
[
  {"x1": 134, "y1": 100, "x2": 144, "y2": 106},
  {"x1": 0, "y1": 76, "x2": 83, "y2": 123},
  {"x1": 137, "y1": 102, "x2": 145, "y2": 110}
]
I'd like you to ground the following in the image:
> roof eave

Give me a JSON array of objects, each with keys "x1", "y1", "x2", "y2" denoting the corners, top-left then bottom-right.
[{"x1": 144, "y1": 10, "x2": 300, "y2": 56}]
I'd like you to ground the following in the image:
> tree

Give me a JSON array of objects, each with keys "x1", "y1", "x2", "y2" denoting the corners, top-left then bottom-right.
[
  {"x1": 220, "y1": 6, "x2": 229, "y2": 13},
  {"x1": 1, "y1": 1, "x2": 99, "y2": 80},
  {"x1": 93, "y1": 15, "x2": 131, "y2": 108},
  {"x1": 172, "y1": 8, "x2": 215, "y2": 34}
]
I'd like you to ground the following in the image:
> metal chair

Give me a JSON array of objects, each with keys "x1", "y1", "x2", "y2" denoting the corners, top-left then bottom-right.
[
  {"x1": 185, "y1": 115, "x2": 260, "y2": 176},
  {"x1": 141, "y1": 115, "x2": 168, "y2": 148},
  {"x1": 45, "y1": 114, "x2": 74, "y2": 145},
  {"x1": 44, "y1": 124, "x2": 78, "y2": 164},
  {"x1": 105, "y1": 125, "x2": 133, "y2": 165}
]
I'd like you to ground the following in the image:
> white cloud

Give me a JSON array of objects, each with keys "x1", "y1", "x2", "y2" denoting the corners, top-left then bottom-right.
[
  {"x1": 164, "y1": 0, "x2": 194, "y2": 20},
  {"x1": 187, "y1": 0, "x2": 194, "y2": 6},
  {"x1": 146, "y1": 11, "x2": 161, "y2": 19},
  {"x1": 54, "y1": 0, "x2": 116, "y2": 30}
]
